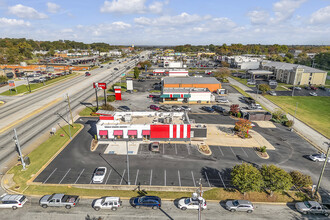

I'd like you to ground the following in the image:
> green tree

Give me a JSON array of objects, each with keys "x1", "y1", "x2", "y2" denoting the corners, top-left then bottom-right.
[
  {"x1": 0, "y1": 76, "x2": 8, "y2": 83},
  {"x1": 133, "y1": 67, "x2": 140, "y2": 79},
  {"x1": 290, "y1": 171, "x2": 312, "y2": 190},
  {"x1": 260, "y1": 165, "x2": 293, "y2": 196},
  {"x1": 231, "y1": 163, "x2": 264, "y2": 194},
  {"x1": 213, "y1": 67, "x2": 231, "y2": 79},
  {"x1": 258, "y1": 84, "x2": 271, "y2": 94}
]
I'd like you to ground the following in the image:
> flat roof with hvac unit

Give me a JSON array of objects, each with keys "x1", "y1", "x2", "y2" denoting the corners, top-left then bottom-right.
[{"x1": 162, "y1": 77, "x2": 221, "y2": 92}]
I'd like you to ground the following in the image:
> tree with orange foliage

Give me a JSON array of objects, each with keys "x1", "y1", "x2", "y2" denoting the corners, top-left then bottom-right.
[{"x1": 234, "y1": 118, "x2": 252, "y2": 138}]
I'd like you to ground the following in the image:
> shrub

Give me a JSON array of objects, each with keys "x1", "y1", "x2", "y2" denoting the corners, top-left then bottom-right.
[
  {"x1": 290, "y1": 171, "x2": 312, "y2": 190},
  {"x1": 285, "y1": 120, "x2": 294, "y2": 127},
  {"x1": 295, "y1": 192, "x2": 310, "y2": 201},
  {"x1": 258, "y1": 84, "x2": 271, "y2": 94},
  {"x1": 259, "y1": 146, "x2": 267, "y2": 153},
  {"x1": 231, "y1": 163, "x2": 264, "y2": 193},
  {"x1": 236, "y1": 112, "x2": 241, "y2": 118},
  {"x1": 230, "y1": 104, "x2": 240, "y2": 115},
  {"x1": 107, "y1": 95, "x2": 116, "y2": 102},
  {"x1": 101, "y1": 104, "x2": 116, "y2": 111}
]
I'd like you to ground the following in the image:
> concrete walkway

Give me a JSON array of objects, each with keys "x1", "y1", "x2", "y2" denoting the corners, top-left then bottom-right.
[{"x1": 228, "y1": 77, "x2": 329, "y2": 152}]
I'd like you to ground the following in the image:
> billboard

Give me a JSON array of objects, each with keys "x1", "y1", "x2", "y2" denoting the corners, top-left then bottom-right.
[
  {"x1": 93, "y1": 82, "x2": 107, "y2": 90},
  {"x1": 126, "y1": 77, "x2": 133, "y2": 91}
]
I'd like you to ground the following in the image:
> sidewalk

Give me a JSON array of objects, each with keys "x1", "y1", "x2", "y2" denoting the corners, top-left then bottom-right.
[{"x1": 228, "y1": 77, "x2": 329, "y2": 153}]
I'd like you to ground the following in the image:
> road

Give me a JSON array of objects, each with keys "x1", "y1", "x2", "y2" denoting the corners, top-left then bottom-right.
[
  {"x1": 0, "y1": 197, "x2": 327, "y2": 220},
  {"x1": 0, "y1": 51, "x2": 150, "y2": 174}
]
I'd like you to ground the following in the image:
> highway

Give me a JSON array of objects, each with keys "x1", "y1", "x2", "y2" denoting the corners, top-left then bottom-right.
[{"x1": 0, "y1": 51, "x2": 149, "y2": 173}]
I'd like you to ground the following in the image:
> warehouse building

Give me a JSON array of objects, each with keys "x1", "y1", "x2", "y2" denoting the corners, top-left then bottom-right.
[{"x1": 162, "y1": 77, "x2": 221, "y2": 92}]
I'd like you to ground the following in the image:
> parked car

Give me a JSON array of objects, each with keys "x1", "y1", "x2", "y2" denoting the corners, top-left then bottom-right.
[
  {"x1": 309, "y1": 92, "x2": 317, "y2": 96},
  {"x1": 39, "y1": 193, "x2": 79, "y2": 209},
  {"x1": 138, "y1": 79, "x2": 145, "y2": 82},
  {"x1": 319, "y1": 86, "x2": 326, "y2": 90},
  {"x1": 212, "y1": 105, "x2": 225, "y2": 113},
  {"x1": 268, "y1": 91, "x2": 277, "y2": 96},
  {"x1": 178, "y1": 197, "x2": 207, "y2": 210},
  {"x1": 305, "y1": 86, "x2": 311, "y2": 90},
  {"x1": 201, "y1": 106, "x2": 215, "y2": 113},
  {"x1": 131, "y1": 196, "x2": 161, "y2": 209},
  {"x1": 309, "y1": 153, "x2": 330, "y2": 162},
  {"x1": 114, "y1": 68, "x2": 118, "y2": 70},
  {"x1": 310, "y1": 86, "x2": 318, "y2": 90},
  {"x1": 181, "y1": 106, "x2": 191, "y2": 111},
  {"x1": 295, "y1": 201, "x2": 330, "y2": 216},
  {"x1": 172, "y1": 106, "x2": 182, "y2": 111},
  {"x1": 0, "y1": 194, "x2": 27, "y2": 210},
  {"x1": 294, "y1": 87, "x2": 302, "y2": 90},
  {"x1": 247, "y1": 81, "x2": 256, "y2": 85},
  {"x1": 216, "y1": 98, "x2": 229, "y2": 103},
  {"x1": 118, "y1": 106, "x2": 130, "y2": 111},
  {"x1": 85, "y1": 72, "x2": 91, "y2": 76},
  {"x1": 225, "y1": 200, "x2": 254, "y2": 213},
  {"x1": 92, "y1": 167, "x2": 107, "y2": 184},
  {"x1": 160, "y1": 105, "x2": 171, "y2": 111},
  {"x1": 150, "y1": 105, "x2": 160, "y2": 111},
  {"x1": 149, "y1": 142, "x2": 160, "y2": 152},
  {"x1": 92, "y1": 197, "x2": 122, "y2": 211}
]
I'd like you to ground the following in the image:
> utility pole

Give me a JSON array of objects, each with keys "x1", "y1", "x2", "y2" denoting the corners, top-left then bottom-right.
[
  {"x1": 66, "y1": 94, "x2": 74, "y2": 125},
  {"x1": 26, "y1": 74, "x2": 31, "y2": 93},
  {"x1": 67, "y1": 107, "x2": 71, "y2": 140},
  {"x1": 13, "y1": 129, "x2": 25, "y2": 170},
  {"x1": 314, "y1": 143, "x2": 330, "y2": 198},
  {"x1": 291, "y1": 85, "x2": 295, "y2": 97},
  {"x1": 94, "y1": 84, "x2": 99, "y2": 111},
  {"x1": 126, "y1": 139, "x2": 130, "y2": 185}
]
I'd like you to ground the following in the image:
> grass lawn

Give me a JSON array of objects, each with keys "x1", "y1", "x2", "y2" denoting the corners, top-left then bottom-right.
[
  {"x1": 149, "y1": 90, "x2": 161, "y2": 93},
  {"x1": 0, "y1": 73, "x2": 80, "y2": 96},
  {"x1": 326, "y1": 79, "x2": 330, "y2": 85},
  {"x1": 266, "y1": 96, "x2": 330, "y2": 138},
  {"x1": 79, "y1": 106, "x2": 97, "y2": 116},
  {"x1": 108, "y1": 82, "x2": 127, "y2": 92},
  {"x1": 230, "y1": 76, "x2": 254, "y2": 87}
]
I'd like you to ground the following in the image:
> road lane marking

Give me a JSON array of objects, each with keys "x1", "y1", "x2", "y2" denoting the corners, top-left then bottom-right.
[
  {"x1": 241, "y1": 147, "x2": 249, "y2": 157},
  {"x1": 59, "y1": 168, "x2": 71, "y2": 184},
  {"x1": 150, "y1": 169, "x2": 153, "y2": 186},
  {"x1": 74, "y1": 169, "x2": 85, "y2": 184},
  {"x1": 175, "y1": 144, "x2": 177, "y2": 155},
  {"x1": 218, "y1": 172, "x2": 226, "y2": 188},
  {"x1": 119, "y1": 169, "x2": 126, "y2": 185},
  {"x1": 178, "y1": 170, "x2": 181, "y2": 187},
  {"x1": 205, "y1": 172, "x2": 211, "y2": 187},
  {"x1": 218, "y1": 146, "x2": 224, "y2": 156},
  {"x1": 191, "y1": 171, "x2": 196, "y2": 187},
  {"x1": 164, "y1": 170, "x2": 166, "y2": 186},
  {"x1": 43, "y1": 168, "x2": 57, "y2": 184},
  {"x1": 134, "y1": 169, "x2": 139, "y2": 185},
  {"x1": 230, "y1": 147, "x2": 236, "y2": 156},
  {"x1": 105, "y1": 169, "x2": 112, "y2": 185},
  {"x1": 0, "y1": 97, "x2": 62, "y2": 134}
]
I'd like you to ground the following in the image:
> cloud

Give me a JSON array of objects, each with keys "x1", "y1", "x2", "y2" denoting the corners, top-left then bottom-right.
[
  {"x1": 8, "y1": 4, "x2": 48, "y2": 19},
  {"x1": 272, "y1": 0, "x2": 306, "y2": 22},
  {"x1": 47, "y1": 2, "x2": 61, "y2": 14},
  {"x1": 0, "y1": 17, "x2": 31, "y2": 27},
  {"x1": 77, "y1": 21, "x2": 132, "y2": 37},
  {"x1": 247, "y1": 10, "x2": 270, "y2": 25},
  {"x1": 310, "y1": 5, "x2": 330, "y2": 24},
  {"x1": 100, "y1": 0, "x2": 167, "y2": 14},
  {"x1": 134, "y1": 12, "x2": 205, "y2": 26}
]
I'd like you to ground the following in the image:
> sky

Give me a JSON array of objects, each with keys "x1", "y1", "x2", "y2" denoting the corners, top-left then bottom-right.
[{"x1": 0, "y1": 0, "x2": 330, "y2": 45}]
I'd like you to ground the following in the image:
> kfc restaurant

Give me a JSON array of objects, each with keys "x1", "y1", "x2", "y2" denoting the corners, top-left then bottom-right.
[{"x1": 96, "y1": 111, "x2": 192, "y2": 141}]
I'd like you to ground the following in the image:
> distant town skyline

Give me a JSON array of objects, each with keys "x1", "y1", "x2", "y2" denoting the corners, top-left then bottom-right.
[{"x1": 0, "y1": 0, "x2": 330, "y2": 45}]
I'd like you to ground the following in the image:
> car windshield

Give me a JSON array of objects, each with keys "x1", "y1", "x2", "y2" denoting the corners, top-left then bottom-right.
[
  {"x1": 184, "y1": 198, "x2": 191, "y2": 204},
  {"x1": 101, "y1": 198, "x2": 106, "y2": 204},
  {"x1": 233, "y1": 200, "x2": 239, "y2": 206},
  {"x1": 304, "y1": 201, "x2": 312, "y2": 208},
  {"x1": 138, "y1": 197, "x2": 145, "y2": 203},
  {"x1": 19, "y1": 196, "x2": 26, "y2": 202},
  {"x1": 96, "y1": 169, "x2": 105, "y2": 175}
]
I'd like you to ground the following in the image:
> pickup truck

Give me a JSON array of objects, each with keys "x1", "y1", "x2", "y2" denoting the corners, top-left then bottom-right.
[
  {"x1": 39, "y1": 193, "x2": 79, "y2": 209},
  {"x1": 295, "y1": 201, "x2": 330, "y2": 216}
]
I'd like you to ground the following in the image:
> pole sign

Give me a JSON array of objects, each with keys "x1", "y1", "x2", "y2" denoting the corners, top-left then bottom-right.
[
  {"x1": 93, "y1": 82, "x2": 107, "y2": 90},
  {"x1": 8, "y1": 80, "x2": 15, "y2": 87}
]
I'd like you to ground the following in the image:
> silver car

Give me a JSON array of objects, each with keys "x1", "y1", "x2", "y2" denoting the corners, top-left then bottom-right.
[
  {"x1": 309, "y1": 153, "x2": 330, "y2": 162},
  {"x1": 225, "y1": 200, "x2": 254, "y2": 213}
]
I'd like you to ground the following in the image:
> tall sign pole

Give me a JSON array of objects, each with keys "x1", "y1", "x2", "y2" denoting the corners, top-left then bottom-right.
[
  {"x1": 104, "y1": 88, "x2": 107, "y2": 106},
  {"x1": 94, "y1": 83, "x2": 99, "y2": 111},
  {"x1": 66, "y1": 94, "x2": 74, "y2": 125},
  {"x1": 13, "y1": 129, "x2": 25, "y2": 170},
  {"x1": 314, "y1": 144, "x2": 330, "y2": 198}
]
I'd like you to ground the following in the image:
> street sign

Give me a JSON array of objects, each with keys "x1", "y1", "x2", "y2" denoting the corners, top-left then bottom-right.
[
  {"x1": 8, "y1": 80, "x2": 15, "y2": 87},
  {"x1": 93, "y1": 82, "x2": 107, "y2": 90}
]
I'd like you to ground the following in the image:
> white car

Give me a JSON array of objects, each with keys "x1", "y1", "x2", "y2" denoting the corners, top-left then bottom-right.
[
  {"x1": 309, "y1": 92, "x2": 317, "y2": 96},
  {"x1": 268, "y1": 91, "x2": 277, "y2": 96},
  {"x1": 178, "y1": 197, "x2": 207, "y2": 210},
  {"x1": 309, "y1": 154, "x2": 330, "y2": 162},
  {"x1": 0, "y1": 194, "x2": 28, "y2": 210},
  {"x1": 92, "y1": 167, "x2": 107, "y2": 183},
  {"x1": 92, "y1": 197, "x2": 122, "y2": 211}
]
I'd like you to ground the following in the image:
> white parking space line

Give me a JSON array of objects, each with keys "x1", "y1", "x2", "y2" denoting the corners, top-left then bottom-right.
[
  {"x1": 119, "y1": 169, "x2": 126, "y2": 185},
  {"x1": 150, "y1": 169, "x2": 153, "y2": 186},
  {"x1": 74, "y1": 169, "x2": 85, "y2": 184},
  {"x1": 191, "y1": 171, "x2": 196, "y2": 187},
  {"x1": 218, "y1": 172, "x2": 226, "y2": 188},
  {"x1": 204, "y1": 172, "x2": 211, "y2": 187},
  {"x1": 134, "y1": 169, "x2": 139, "y2": 186},
  {"x1": 164, "y1": 170, "x2": 166, "y2": 186},
  {"x1": 186, "y1": 144, "x2": 191, "y2": 155},
  {"x1": 43, "y1": 168, "x2": 57, "y2": 184},
  {"x1": 241, "y1": 147, "x2": 249, "y2": 157},
  {"x1": 175, "y1": 144, "x2": 178, "y2": 155},
  {"x1": 163, "y1": 143, "x2": 165, "y2": 154},
  {"x1": 105, "y1": 169, "x2": 112, "y2": 185},
  {"x1": 218, "y1": 146, "x2": 224, "y2": 156},
  {"x1": 230, "y1": 147, "x2": 236, "y2": 156},
  {"x1": 59, "y1": 168, "x2": 71, "y2": 184},
  {"x1": 178, "y1": 170, "x2": 181, "y2": 187}
]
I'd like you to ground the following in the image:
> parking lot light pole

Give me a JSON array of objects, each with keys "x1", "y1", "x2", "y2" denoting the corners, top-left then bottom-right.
[
  {"x1": 314, "y1": 143, "x2": 330, "y2": 198},
  {"x1": 13, "y1": 129, "x2": 26, "y2": 170}
]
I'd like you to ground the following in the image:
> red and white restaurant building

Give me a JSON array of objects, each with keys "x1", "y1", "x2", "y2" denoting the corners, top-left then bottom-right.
[{"x1": 96, "y1": 111, "x2": 194, "y2": 141}]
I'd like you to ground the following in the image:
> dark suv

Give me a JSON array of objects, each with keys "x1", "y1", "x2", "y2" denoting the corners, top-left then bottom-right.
[{"x1": 131, "y1": 196, "x2": 161, "y2": 209}]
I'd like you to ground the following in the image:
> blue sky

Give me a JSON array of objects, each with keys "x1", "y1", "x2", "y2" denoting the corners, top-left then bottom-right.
[{"x1": 0, "y1": 0, "x2": 330, "y2": 45}]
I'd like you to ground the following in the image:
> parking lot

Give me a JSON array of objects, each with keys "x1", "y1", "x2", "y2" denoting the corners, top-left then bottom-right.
[{"x1": 34, "y1": 116, "x2": 330, "y2": 191}]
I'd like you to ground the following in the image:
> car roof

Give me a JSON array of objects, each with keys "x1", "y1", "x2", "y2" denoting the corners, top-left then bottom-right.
[
  {"x1": 237, "y1": 200, "x2": 252, "y2": 205},
  {"x1": 0, "y1": 194, "x2": 24, "y2": 201},
  {"x1": 308, "y1": 201, "x2": 321, "y2": 207},
  {"x1": 52, "y1": 194, "x2": 65, "y2": 199},
  {"x1": 142, "y1": 196, "x2": 160, "y2": 201},
  {"x1": 104, "y1": 197, "x2": 120, "y2": 202}
]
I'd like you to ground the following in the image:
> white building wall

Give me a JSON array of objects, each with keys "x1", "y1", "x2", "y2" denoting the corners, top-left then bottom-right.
[{"x1": 189, "y1": 92, "x2": 211, "y2": 102}]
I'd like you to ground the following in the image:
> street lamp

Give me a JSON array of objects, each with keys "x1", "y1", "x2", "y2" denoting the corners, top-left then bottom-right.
[
  {"x1": 13, "y1": 129, "x2": 25, "y2": 170},
  {"x1": 314, "y1": 143, "x2": 330, "y2": 198}
]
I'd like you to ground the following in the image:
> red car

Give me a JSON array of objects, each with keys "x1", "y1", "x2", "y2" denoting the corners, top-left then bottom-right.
[
  {"x1": 310, "y1": 86, "x2": 318, "y2": 90},
  {"x1": 150, "y1": 105, "x2": 160, "y2": 111},
  {"x1": 85, "y1": 72, "x2": 91, "y2": 76}
]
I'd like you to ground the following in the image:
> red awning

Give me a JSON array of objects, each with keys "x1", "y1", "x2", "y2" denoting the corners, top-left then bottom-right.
[
  {"x1": 113, "y1": 130, "x2": 123, "y2": 136},
  {"x1": 142, "y1": 130, "x2": 150, "y2": 135},
  {"x1": 99, "y1": 130, "x2": 108, "y2": 136},
  {"x1": 128, "y1": 130, "x2": 137, "y2": 136}
]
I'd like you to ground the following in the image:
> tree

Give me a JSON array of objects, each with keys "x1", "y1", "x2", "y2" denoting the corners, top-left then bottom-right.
[
  {"x1": 231, "y1": 163, "x2": 264, "y2": 194},
  {"x1": 230, "y1": 104, "x2": 240, "y2": 115},
  {"x1": 213, "y1": 67, "x2": 231, "y2": 79},
  {"x1": 234, "y1": 119, "x2": 252, "y2": 137},
  {"x1": 138, "y1": 61, "x2": 152, "y2": 69},
  {"x1": 260, "y1": 165, "x2": 293, "y2": 196},
  {"x1": 258, "y1": 84, "x2": 271, "y2": 94},
  {"x1": 221, "y1": 61, "x2": 230, "y2": 67},
  {"x1": 290, "y1": 171, "x2": 312, "y2": 190},
  {"x1": 133, "y1": 67, "x2": 140, "y2": 79}
]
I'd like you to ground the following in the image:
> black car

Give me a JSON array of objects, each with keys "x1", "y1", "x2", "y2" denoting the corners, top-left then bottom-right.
[
  {"x1": 118, "y1": 106, "x2": 130, "y2": 111},
  {"x1": 212, "y1": 105, "x2": 225, "y2": 113},
  {"x1": 131, "y1": 196, "x2": 161, "y2": 209},
  {"x1": 138, "y1": 79, "x2": 145, "y2": 82},
  {"x1": 201, "y1": 106, "x2": 215, "y2": 113}
]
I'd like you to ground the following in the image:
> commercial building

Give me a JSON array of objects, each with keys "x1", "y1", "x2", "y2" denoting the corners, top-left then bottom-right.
[
  {"x1": 162, "y1": 77, "x2": 221, "y2": 92},
  {"x1": 261, "y1": 61, "x2": 327, "y2": 85},
  {"x1": 153, "y1": 69, "x2": 189, "y2": 77},
  {"x1": 96, "y1": 111, "x2": 192, "y2": 141},
  {"x1": 224, "y1": 55, "x2": 262, "y2": 69},
  {"x1": 161, "y1": 87, "x2": 214, "y2": 103}
]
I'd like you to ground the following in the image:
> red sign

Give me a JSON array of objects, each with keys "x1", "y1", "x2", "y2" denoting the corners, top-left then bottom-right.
[
  {"x1": 8, "y1": 80, "x2": 15, "y2": 87},
  {"x1": 93, "y1": 82, "x2": 107, "y2": 90}
]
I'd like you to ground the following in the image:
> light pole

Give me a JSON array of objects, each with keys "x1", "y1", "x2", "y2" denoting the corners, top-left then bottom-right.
[
  {"x1": 291, "y1": 102, "x2": 298, "y2": 131},
  {"x1": 197, "y1": 178, "x2": 203, "y2": 220},
  {"x1": 314, "y1": 143, "x2": 330, "y2": 198},
  {"x1": 13, "y1": 129, "x2": 25, "y2": 170}
]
